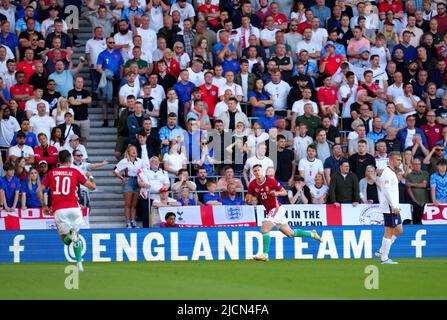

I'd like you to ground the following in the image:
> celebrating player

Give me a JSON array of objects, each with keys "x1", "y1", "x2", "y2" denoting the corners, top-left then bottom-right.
[
  {"x1": 245, "y1": 164, "x2": 323, "y2": 261},
  {"x1": 376, "y1": 151, "x2": 403, "y2": 264},
  {"x1": 37, "y1": 150, "x2": 96, "y2": 271}
]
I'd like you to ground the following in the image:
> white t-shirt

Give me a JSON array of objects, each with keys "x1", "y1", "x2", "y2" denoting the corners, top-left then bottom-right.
[
  {"x1": 149, "y1": 5, "x2": 164, "y2": 32},
  {"x1": 218, "y1": 82, "x2": 243, "y2": 98},
  {"x1": 260, "y1": 28, "x2": 279, "y2": 44},
  {"x1": 405, "y1": 128, "x2": 416, "y2": 149},
  {"x1": 368, "y1": 67, "x2": 388, "y2": 90},
  {"x1": 187, "y1": 68, "x2": 205, "y2": 87},
  {"x1": 311, "y1": 28, "x2": 328, "y2": 47},
  {"x1": 8, "y1": 145, "x2": 35, "y2": 170},
  {"x1": 395, "y1": 95, "x2": 420, "y2": 119},
  {"x1": 170, "y1": 3, "x2": 195, "y2": 22},
  {"x1": 85, "y1": 38, "x2": 107, "y2": 67},
  {"x1": 264, "y1": 81, "x2": 291, "y2": 111},
  {"x1": 292, "y1": 99, "x2": 318, "y2": 116},
  {"x1": 0, "y1": 117, "x2": 20, "y2": 148},
  {"x1": 25, "y1": 99, "x2": 50, "y2": 116},
  {"x1": 29, "y1": 115, "x2": 56, "y2": 140},
  {"x1": 236, "y1": 26, "x2": 261, "y2": 50},
  {"x1": 114, "y1": 157, "x2": 144, "y2": 177},
  {"x1": 244, "y1": 155, "x2": 275, "y2": 181},
  {"x1": 369, "y1": 46, "x2": 389, "y2": 70},
  {"x1": 246, "y1": 133, "x2": 270, "y2": 157},
  {"x1": 114, "y1": 31, "x2": 133, "y2": 61},
  {"x1": 163, "y1": 152, "x2": 187, "y2": 178},
  {"x1": 338, "y1": 84, "x2": 358, "y2": 118},
  {"x1": 119, "y1": 83, "x2": 141, "y2": 103},
  {"x1": 147, "y1": 85, "x2": 166, "y2": 103},
  {"x1": 213, "y1": 101, "x2": 242, "y2": 118},
  {"x1": 386, "y1": 83, "x2": 404, "y2": 102},
  {"x1": 298, "y1": 157, "x2": 324, "y2": 186},
  {"x1": 212, "y1": 77, "x2": 226, "y2": 89},
  {"x1": 136, "y1": 27, "x2": 157, "y2": 56},
  {"x1": 293, "y1": 135, "x2": 314, "y2": 162},
  {"x1": 309, "y1": 184, "x2": 329, "y2": 202},
  {"x1": 176, "y1": 53, "x2": 191, "y2": 70},
  {"x1": 296, "y1": 40, "x2": 322, "y2": 64}
]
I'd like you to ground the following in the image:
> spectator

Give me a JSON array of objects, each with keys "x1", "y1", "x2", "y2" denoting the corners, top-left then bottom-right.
[
  {"x1": 163, "y1": 139, "x2": 187, "y2": 182},
  {"x1": 24, "y1": 87, "x2": 50, "y2": 119},
  {"x1": 67, "y1": 77, "x2": 91, "y2": 146},
  {"x1": 243, "y1": 143, "x2": 274, "y2": 185},
  {"x1": 421, "y1": 110, "x2": 443, "y2": 151},
  {"x1": 114, "y1": 95, "x2": 135, "y2": 160},
  {"x1": 62, "y1": 134, "x2": 88, "y2": 160},
  {"x1": 222, "y1": 182, "x2": 244, "y2": 205},
  {"x1": 374, "y1": 141, "x2": 390, "y2": 175},
  {"x1": 29, "y1": 102, "x2": 56, "y2": 141},
  {"x1": 152, "y1": 187, "x2": 181, "y2": 209},
  {"x1": 114, "y1": 145, "x2": 144, "y2": 229},
  {"x1": 218, "y1": 97, "x2": 250, "y2": 131},
  {"x1": 203, "y1": 180, "x2": 222, "y2": 206},
  {"x1": 0, "y1": 161, "x2": 20, "y2": 212},
  {"x1": 359, "y1": 165, "x2": 380, "y2": 204},
  {"x1": 177, "y1": 186, "x2": 196, "y2": 206},
  {"x1": 320, "y1": 115, "x2": 341, "y2": 144},
  {"x1": 309, "y1": 172, "x2": 328, "y2": 204},
  {"x1": 10, "y1": 70, "x2": 33, "y2": 111},
  {"x1": 348, "y1": 125, "x2": 375, "y2": 156},
  {"x1": 288, "y1": 175, "x2": 310, "y2": 204},
  {"x1": 264, "y1": 69, "x2": 290, "y2": 117},
  {"x1": 0, "y1": 105, "x2": 20, "y2": 157},
  {"x1": 293, "y1": 122, "x2": 313, "y2": 164},
  {"x1": 57, "y1": 112, "x2": 81, "y2": 144},
  {"x1": 406, "y1": 158, "x2": 429, "y2": 224},
  {"x1": 257, "y1": 105, "x2": 279, "y2": 133},
  {"x1": 248, "y1": 78, "x2": 273, "y2": 118},
  {"x1": 275, "y1": 134, "x2": 295, "y2": 186},
  {"x1": 423, "y1": 142, "x2": 445, "y2": 175},
  {"x1": 42, "y1": 79, "x2": 61, "y2": 111},
  {"x1": 314, "y1": 127, "x2": 333, "y2": 162},
  {"x1": 366, "y1": 117, "x2": 387, "y2": 143},
  {"x1": 159, "y1": 212, "x2": 179, "y2": 228},
  {"x1": 396, "y1": 114, "x2": 428, "y2": 152},
  {"x1": 51, "y1": 97, "x2": 73, "y2": 126},
  {"x1": 33, "y1": 132, "x2": 58, "y2": 169},
  {"x1": 348, "y1": 139, "x2": 376, "y2": 180},
  {"x1": 21, "y1": 168, "x2": 46, "y2": 209},
  {"x1": 323, "y1": 143, "x2": 346, "y2": 185},
  {"x1": 8, "y1": 131, "x2": 35, "y2": 171},
  {"x1": 329, "y1": 160, "x2": 360, "y2": 206},
  {"x1": 172, "y1": 168, "x2": 197, "y2": 193},
  {"x1": 299, "y1": 144, "x2": 324, "y2": 187},
  {"x1": 50, "y1": 126, "x2": 63, "y2": 151},
  {"x1": 10, "y1": 119, "x2": 38, "y2": 150},
  {"x1": 296, "y1": 103, "x2": 321, "y2": 139},
  {"x1": 430, "y1": 158, "x2": 447, "y2": 206},
  {"x1": 9, "y1": 99, "x2": 25, "y2": 126},
  {"x1": 28, "y1": 61, "x2": 47, "y2": 91}
]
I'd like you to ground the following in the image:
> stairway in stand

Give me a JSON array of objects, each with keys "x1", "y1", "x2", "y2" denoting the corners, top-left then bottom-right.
[{"x1": 71, "y1": 13, "x2": 126, "y2": 229}]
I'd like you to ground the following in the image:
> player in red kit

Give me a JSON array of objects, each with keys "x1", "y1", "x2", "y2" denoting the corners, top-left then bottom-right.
[
  {"x1": 245, "y1": 165, "x2": 323, "y2": 261},
  {"x1": 37, "y1": 150, "x2": 96, "y2": 271}
]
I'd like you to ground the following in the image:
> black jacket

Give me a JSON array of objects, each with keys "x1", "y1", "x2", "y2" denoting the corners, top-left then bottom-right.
[{"x1": 159, "y1": 99, "x2": 186, "y2": 130}]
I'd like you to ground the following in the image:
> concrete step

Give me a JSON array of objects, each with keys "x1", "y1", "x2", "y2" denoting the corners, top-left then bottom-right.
[
  {"x1": 94, "y1": 177, "x2": 121, "y2": 185},
  {"x1": 90, "y1": 207, "x2": 124, "y2": 215},
  {"x1": 86, "y1": 141, "x2": 117, "y2": 148},
  {"x1": 90, "y1": 127, "x2": 117, "y2": 134},
  {"x1": 89, "y1": 216, "x2": 126, "y2": 223},
  {"x1": 89, "y1": 199, "x2": 125, "y2": 207},
  {"x1": 90, "y1": 192, "x2": 123, "y2": 200},
  {"x1": 88, "y1": 155, "x2": 118, "y2": 162},
  {"x1": 90, "y1": 184, "x2": 124, "y2": 192},
  {"x1": 89, "y1": 222, "x2": 127, "y2": 229}
]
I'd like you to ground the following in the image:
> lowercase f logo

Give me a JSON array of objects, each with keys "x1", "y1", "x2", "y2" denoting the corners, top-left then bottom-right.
[
  {"x1": 9, "y1": 235, "x2": 25, "y2": 263},
  {"x1": 65, "y1": 265, "x2": 79, "y2": 290},
  {"x1": 364, "y1": 265, "x2": 379, "y2": 290}
]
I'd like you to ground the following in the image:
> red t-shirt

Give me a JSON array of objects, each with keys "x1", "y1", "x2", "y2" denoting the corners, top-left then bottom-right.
[
  {"x1": 297, "y1": 21, "x2": 312, "y2": 35},
  {"x1": 198, "y1": 4, "x2": 220, "y2": 27},
  {"x1": 9, "y1": 84, "x2": 34, "y2": 110},
  {"x1": 317, "y1": 86, "x2": 338, "y2": 111},
  {"x1": 273, "y1": 13, "x2": 287, "y2": 28},
  {"x1": 16, "y1": 61, "x2": 37, "y2": 83},
  {"x1": 42, "y1": 167, "x2": 88, "y2": 211},
  {"x1": 378, "y1": 1, "x2": 403, "y2": 14},
  {"x1": 199, "y1": 84, "x2": 219, "y2": 116},
  {"x1": 247, "y1": 177, "x2": 282, "y2": 213},
  {"x1": 420, "y1": 124, "x2": 443, "y2": 151},
  {"x1": 320, "y1": 55, "x2": 344, "y2": 76}
]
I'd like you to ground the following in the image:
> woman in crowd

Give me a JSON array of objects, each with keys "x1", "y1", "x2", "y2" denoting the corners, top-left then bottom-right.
[
  {"x1": 14, "y1": 157, "x2": 27, "y2": 184},
  {"x1": 359, "y1": 165, "x2": 379, "y2": 204},
  {"x1": 113, "y1": 145, "x2": 144, "y2": 229},
  {"x1": 173, "y1": 42, "x2": 191, "y2": 70},
  {"x1": 52, "y1": 97, "x2": 74, "y2": 126},
  {"x1": 309, "y1": 173, "x2": 328, "y2": 204},
  {"x1": 50, "y1": 127, "x2": 64, "y2": 151},
  {"x1": 248, "y1": 79, "x2": 273, "y2": 118},
  {"x1": 163, "y1": 139, "x2": 187, "y2": 183},
  {"x1": 194, "y1": 37, "x2": 213, "y2": 68},
  {"x1": 402, "y1": 149, "x2": 414, "y2": 178},
  {"x1": 21, "y1": 168, "x2": 46, "y2": 209}
]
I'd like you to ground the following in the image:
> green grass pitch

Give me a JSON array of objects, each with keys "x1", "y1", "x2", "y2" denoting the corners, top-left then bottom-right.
[{"x1": 1, "y1": 258, "x2": 446, "y2": 299}]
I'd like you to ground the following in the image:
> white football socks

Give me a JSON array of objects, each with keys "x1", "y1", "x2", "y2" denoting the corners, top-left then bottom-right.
[{"x1": 380, "y1": 237, "x2": 392, "y2": 261}]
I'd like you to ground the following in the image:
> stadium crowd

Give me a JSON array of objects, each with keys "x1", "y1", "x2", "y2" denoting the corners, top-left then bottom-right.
[{"x1": 0, "y1": 0, "x2": 447, "y2": 228}]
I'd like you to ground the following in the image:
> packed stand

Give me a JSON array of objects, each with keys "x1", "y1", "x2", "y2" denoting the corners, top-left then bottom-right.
[{"x1": 1, "y1": 0, "x2": 447, "y2": 229}]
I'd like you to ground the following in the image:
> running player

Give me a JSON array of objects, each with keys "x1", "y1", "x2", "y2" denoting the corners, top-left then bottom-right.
[
  {"x1": 376, "y1": 151, "x2": 403, "y2": 264},
  {"x1": 37, "y1": 150, "x2": 96, "y2": 271},
  {"x1": 245, "y1": 164, "x2": 323, "y2": 261}
]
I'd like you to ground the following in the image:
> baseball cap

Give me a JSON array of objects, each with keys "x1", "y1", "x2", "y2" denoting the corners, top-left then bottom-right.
[
  {"x1": 69, "y1": 134, "x2": 80, "y2": 141},
  {"x1": 159, "y1": 187, "x2": 169, "y2": 193},
  {"x1": 359, "y1": 47, "x2": 370, "y2": 54},
  {"x1": 38, "y1": 160, "x2": 48, "y2": 166},
  {"x1": 324, "y1": 41, "x2": 335, "y2": 49}
]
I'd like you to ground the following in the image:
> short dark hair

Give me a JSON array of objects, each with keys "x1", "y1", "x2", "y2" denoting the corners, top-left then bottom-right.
[
  {"x1": 165, "y1": 212, "x2": 176, "y2": 220},
  {"x1": 3, "y1": 162, "x2": 15, "y2": 171},
  {"x1": 358, "y1": 139, "x2": 367, "y2": 145},
  {"x1": 277, "y1": 134, "x2": 286, "y2": 141},
  {"x1": 252, "y1": 164, "x2": 262, "y2": 170},
  {"x1": 437, "y1": 158, "x2": 447, "y2": 167},
  {"x1": 58, "y1": 150, "x2": 72, "y2": 164}
]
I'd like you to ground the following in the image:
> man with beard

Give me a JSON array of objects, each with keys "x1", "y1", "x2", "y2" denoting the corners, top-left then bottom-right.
[{"x1": 114, "y1": 19, "x2": 133, "y2": 62}]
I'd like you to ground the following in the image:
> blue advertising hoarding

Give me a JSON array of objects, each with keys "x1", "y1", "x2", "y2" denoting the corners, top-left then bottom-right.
[{"x1": 1, "y1": 226, "x2": 446, "y2": 263}]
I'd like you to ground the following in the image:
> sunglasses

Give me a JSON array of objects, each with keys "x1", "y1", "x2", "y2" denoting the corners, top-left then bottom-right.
[
  {"x1": 75, "y1": 154, "x2": 83, "y2": 157},
  {"x1": 107, "y1": 42, "x2": 115, "y2": 44}
]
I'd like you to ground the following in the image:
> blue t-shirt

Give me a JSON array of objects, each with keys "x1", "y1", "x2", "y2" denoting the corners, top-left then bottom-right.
[
  {"x1": 381, "y1": 114, "x2": 406, "y2": 129},
  {"x1": 213, "y1": 43, "x2": 236, "y2": 62},
  {"x1": 10, "y1": 132, "x2": 39, "y2": 148},
  {"x1": 430, "y1": 172, "x2": 447, "y2": 201},
  {"x1": 2, "y1": 88, "x2": 10, "y2": 101},
  {"x1": 0, "y1": 176, "x2": 20, "y2": 207},
  {"x1": 177, "y1": 198, "x2": 196, "y2": 206},
  {"x1": 48, "y1": 70, "x2": 74, "y2": 97},
  {"x1": 258, "y1": 115, "x2": 279, "y2": 132},
  {"x1": 203, "y1": 193, "x2": 222, "y2": 204},
  {"x1": 174, "y1": 81, "x2": 196, "y2": 105},
  {"x1": 248, "y1": 91, "x2": 271, "y2": 117},
  {"x1": 97, "y1": 49, "x2": 125, "y2": 79},
  {"x1": 20, "y1": 180, "x2": 43, "y2": 208},
  {"x1": 0, "y1": 32, "x2": 19, "y2": 54},
  {"x1": 222, "y1": 196, "x2": 245, "y2": 206},
  {"x1": 222, "y1": 59, "x2": 240, "y2": 76}
]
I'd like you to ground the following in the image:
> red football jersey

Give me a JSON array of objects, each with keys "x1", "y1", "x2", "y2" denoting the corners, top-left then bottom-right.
[
  {"x1": 42, "y1": 167, "x2": 88, "y2": 211},
  {"x1": 247, "y1": 177, "x2": 283, "y2": 213}
]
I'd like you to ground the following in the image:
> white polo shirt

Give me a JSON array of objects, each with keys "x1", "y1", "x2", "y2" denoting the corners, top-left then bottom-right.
[
  {"x1": 0, "y1": 117, "x2": 20, "y2": 148},
  {"x1": 85, "y1": 38, "x2": 107, "y2": 68},
  {"x1": 264, "y1": 80, "x2": 291, "y2": 111},
  {"x1": 25, "y1": 99, "x2": 50, "y2": 116},
  {"x1": 218, "y1": 82, "x2": 243, "y2": 98},
  {"x1": 298, "y1": 157, "x2": 324, "y2": 186},
  {"x1": 29, "y1": 115, "x2": 56, "y2": 141},
  {"x1": 292, "y1": 99, "x2": 319, "y2": 116}
]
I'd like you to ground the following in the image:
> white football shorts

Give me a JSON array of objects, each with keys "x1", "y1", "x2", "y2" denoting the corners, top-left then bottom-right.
[
  {"x1": 54, "y1": 207, "x2": 83, "y2": 236},
  {"x1": 264, "y1": 206, "x2": 288, "y2": 228}
]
